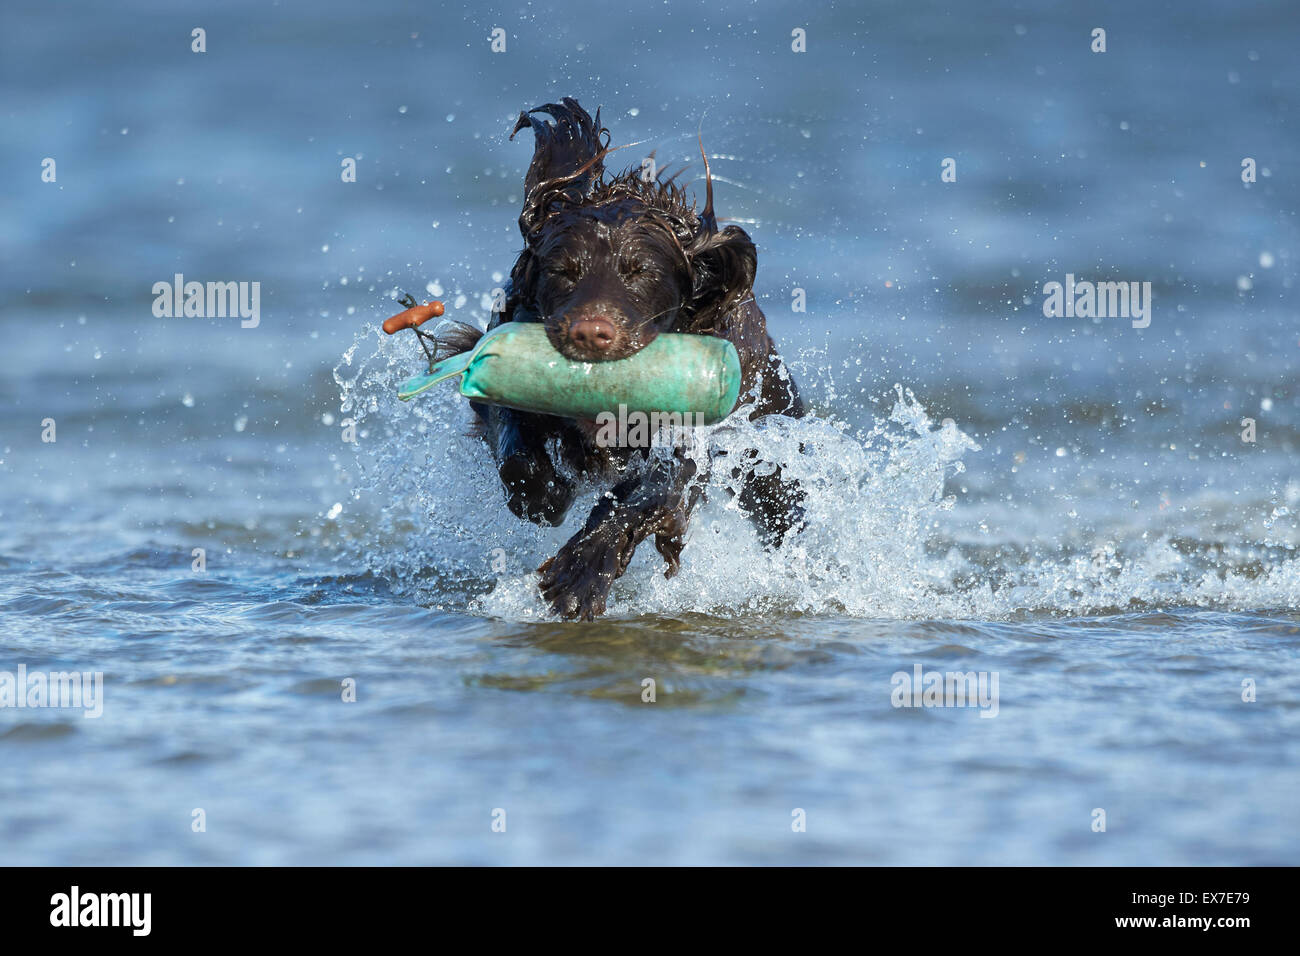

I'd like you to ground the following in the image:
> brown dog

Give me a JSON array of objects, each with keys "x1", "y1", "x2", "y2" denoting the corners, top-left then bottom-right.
[{"x1": 437, "y1": 98, "x2": 804, "y2": 619}]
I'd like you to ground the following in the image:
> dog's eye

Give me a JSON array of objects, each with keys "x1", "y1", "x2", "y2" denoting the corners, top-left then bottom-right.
[{"x1": 545, "y1": 261, "x2": 582, "y2": 282}]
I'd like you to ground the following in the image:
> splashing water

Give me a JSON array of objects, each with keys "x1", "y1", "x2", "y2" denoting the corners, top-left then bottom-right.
[
  {"x1": 333, "y1": 324, "x2": 998, "y2": 620},
  {"x1": 334, "y1": 321, "x2": 1300, "y2": 620}
]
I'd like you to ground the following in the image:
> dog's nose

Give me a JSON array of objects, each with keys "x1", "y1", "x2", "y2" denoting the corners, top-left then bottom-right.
[{"x1": 567, "y1": 317, "x2": 616, "y2": 352}]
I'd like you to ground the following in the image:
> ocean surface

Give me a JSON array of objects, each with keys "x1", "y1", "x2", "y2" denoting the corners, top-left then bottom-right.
[{"x1": 1, "y1": 0, "x2": 1298, "y2": 864}]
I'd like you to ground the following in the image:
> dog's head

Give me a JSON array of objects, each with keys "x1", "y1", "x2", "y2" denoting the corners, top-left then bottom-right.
[
  {"x1": 528, "y1": 199, "x2": 685, "y2": 361},
  {"x1": 519, "y1": 190, "x2": 758, "y2": 362},
  {"x1": 510, "y1": 100, "x2": 757, "y2": 362}
]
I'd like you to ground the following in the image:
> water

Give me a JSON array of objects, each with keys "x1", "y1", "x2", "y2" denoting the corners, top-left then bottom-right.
[{"x1": 2, "y1": 0, "x2": 1298, "y2": 864}]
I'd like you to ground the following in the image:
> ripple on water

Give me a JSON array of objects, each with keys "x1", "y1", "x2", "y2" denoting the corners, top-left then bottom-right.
[{"x1": 1, "y1": 722, "x2": 79, "y2": 742}]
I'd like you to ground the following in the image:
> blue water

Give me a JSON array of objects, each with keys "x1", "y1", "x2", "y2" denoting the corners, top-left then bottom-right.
[{"x1": 1, "y1": 0, "x2": 1298, "y2": 864}]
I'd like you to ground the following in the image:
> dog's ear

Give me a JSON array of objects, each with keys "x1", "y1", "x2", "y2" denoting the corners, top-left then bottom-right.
[
  {"x1": 686, "y1": 225, "x2": 757, "y2": 322},
  {"x1": 512, "y1": 97, "x2": 609, "y2": 239},
  {"x1": 508, "y1": 247, "x2": 540, "y2": 306}
]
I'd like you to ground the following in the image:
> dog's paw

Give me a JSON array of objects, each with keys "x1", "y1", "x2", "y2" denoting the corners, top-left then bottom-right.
[
  {"x1": 653, "y1": 532, "x2": 686, "y2": 578},
  {"x1": 537, "y1": 534, "x2": 623, "y2": 621},
  {"x1": 500, "y1": 452, "x2": 574, "y2": 527},
  {"x1": 652, "y1": 506, "x2": 691, "y2": 579}
]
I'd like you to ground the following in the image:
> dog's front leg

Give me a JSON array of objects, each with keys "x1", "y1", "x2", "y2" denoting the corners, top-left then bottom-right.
[
  {"x1": 537, "y1": 452, "x2": 700, "y2": 621},
  {"x1": 486, "y1": 405, "x2": 576, "y2": 527}
]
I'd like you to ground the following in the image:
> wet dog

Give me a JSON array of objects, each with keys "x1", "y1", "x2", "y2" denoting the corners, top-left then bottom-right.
[{"x1": 438, "y1": 98, "x2": 804, "y2": 619}]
